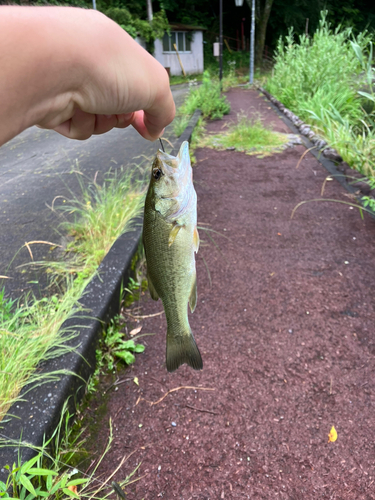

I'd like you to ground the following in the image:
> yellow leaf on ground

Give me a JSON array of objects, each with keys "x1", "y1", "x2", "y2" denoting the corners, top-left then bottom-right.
[
  {"x1": 328, "y1": 426, "x2": 337, "y2": 442},
  {"x1": 130, "y1": 326, "x2": 142, "y2": 336}
]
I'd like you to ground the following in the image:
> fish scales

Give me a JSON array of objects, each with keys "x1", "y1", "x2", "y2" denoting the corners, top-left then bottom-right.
[{"x1": 143, "y1": 141, "x2": 202, "y2": 372}]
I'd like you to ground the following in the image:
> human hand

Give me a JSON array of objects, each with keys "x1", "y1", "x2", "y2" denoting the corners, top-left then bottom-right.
[{"x1": 0, "y1": 7, "x2": 175, "y2": 146}]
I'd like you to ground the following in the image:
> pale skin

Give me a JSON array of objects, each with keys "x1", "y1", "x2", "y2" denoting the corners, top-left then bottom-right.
[{"x1": 0, "y1": 6, "x2": 176, "y2": 148}]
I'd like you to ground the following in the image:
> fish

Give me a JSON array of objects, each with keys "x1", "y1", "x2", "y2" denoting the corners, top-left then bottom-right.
[{"x1": 143, "y1": 141, "x2": 202, "y2": 372}]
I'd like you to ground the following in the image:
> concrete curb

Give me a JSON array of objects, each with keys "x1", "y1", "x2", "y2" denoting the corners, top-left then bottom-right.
[
  {"x1": 0, "y1": 110, "x2": 202, "y2": 479},
  {"x1": 258, "y1": 87, "x2": 375, "y2": 202}
]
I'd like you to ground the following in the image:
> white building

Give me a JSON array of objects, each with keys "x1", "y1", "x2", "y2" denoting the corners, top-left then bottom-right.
[{"x1": 153, "y1": 24, "x2": 205, "y2": 76}]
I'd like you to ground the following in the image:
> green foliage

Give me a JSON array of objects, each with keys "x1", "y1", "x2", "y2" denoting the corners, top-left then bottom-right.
[
  {"x1": 0, "y1": 289, "x2": 17, "y2": 325},
  {"x1": 0, "y1": 286, "x2": 86, "y2": 422},
  {"x1": 265, "y1": 11, "x2": 375, "y2": 177},
  {"x1": 158, "y1": 0, "x2": 213, "y2": 27},
  {"x1": 57, "y1": 167, "x2": 145, "y2": 284},
  {"x1": 266, "y1": 12, "x2": 367, "y2": 120},
  {"x1": 169, "y1": 73, "x2": 203, "y2": 86},
  {"x1": 0, "y1": 402, "x2": 137, "y2": 499},
  {"x1": 204, "y1": 43, "x2": 250, "y2": 76},
  {"x1": 103, "y1": 6, "x2": 169, "y2": 42},
  {"x1": 0, "y1": 456, "x2": 88, "y2": 500},
  {"x1": 197, "y1": 114, "x2": 288, "y2": 156},
  {"x1": 100, "y1": 315, "x2": 145, "y2": 372},
  {"x1": 0, "y1": 166, "x2": 145, "y2": 422},
  {"x1": 362, "y1": 176, "x2": 375, "y2": 211},
  {"x1": 174, "y1": 71, "x2": 230, "y2": 136}
]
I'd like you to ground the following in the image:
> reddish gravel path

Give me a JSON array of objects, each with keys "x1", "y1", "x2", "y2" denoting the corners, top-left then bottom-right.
[{"x1": 86, "y1": 89, "x2": 375, "y2": 500}]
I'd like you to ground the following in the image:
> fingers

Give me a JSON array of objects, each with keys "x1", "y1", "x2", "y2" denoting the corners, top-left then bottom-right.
[
  {"x1": 53, "y1": 108, "x2": 96, "y2": 140},
  {"x1": 130, "y1": 110, "x2": 165, "y2": 141},
  {"x1": 51, "y1": 108, "x2": 169, "y2": 142},
  {"x1": 51, "y1": 110, "x2": 136, "y2": 140}
]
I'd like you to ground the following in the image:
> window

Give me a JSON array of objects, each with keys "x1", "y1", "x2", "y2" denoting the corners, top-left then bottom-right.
[{"x1": 163, "y1": 31, "x2": 192, "y2": 53}]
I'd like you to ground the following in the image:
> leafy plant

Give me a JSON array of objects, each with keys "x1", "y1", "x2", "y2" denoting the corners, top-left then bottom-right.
[
  {"x1": 0, "y1": 289, "x2": 17, "y2": 325},
  {"x1": 362, "y1": 176, "x2": 375, "y2": 212},
  {"x1": 265, "y1": 11, "x2": 375, "y2": 177},
  {"x1": 103, "y1": 7, "x2": 169, "y2": 43},
  {"x1": 174, "y1": 71, "x2": 230, "y2": 136},
  {"x1": 101, "y1": 316, "x2": 145, "y2": 371},
  {"x1": 0, "y1": 456, "x2": 88, "y2": 499},
  {"x1": 0, "y1": 402, "x2": 139, "y2": 499}
]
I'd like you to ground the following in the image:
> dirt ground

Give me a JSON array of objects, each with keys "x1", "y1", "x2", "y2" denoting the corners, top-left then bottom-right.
[{"x1": 84, "y1": 89, "x2": 375, "y2": 499}]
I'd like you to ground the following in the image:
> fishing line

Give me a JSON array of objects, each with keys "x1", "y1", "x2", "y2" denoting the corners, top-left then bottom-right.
[
  {"x1": 159, "y1": 138, "x2": 165, "y2": 152},
  {"x1": 0, "y1": 431, "x2": 129, "y2": 498}
]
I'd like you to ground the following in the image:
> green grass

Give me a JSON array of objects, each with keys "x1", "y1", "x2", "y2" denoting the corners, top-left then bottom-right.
[
  {"x1": 0, "y1": 167, "x2": 146, "y2": 422},
  {"x1": 265, "y1": 10, "x2": 375, "y2": 180},
  {"x1": 197, "y1": 114, "x2": 289, "y2": 156},
  {"x1": 0, "y1": 285, "x2": 86, "y2": 422},
  {"x1": 173, "y1": 71, "x2": 231, "y2": 136},
  {"x1": 0, "y1": 400, "x2": 141, "y2": 499},
  {"x1": 169, "y1": 73, "x2": 203, "y2": 86},
  {"x1": 52, "y1": 167, "x2": 145, "y2": 285}
]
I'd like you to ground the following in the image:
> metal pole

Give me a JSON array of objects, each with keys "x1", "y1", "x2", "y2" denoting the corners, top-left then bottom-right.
[
  {"x1": 250, "y1": 0, "x2": 255, "y2": 84},
  {"x1": 219, "y1": 0, "x2": 223, "y2": 88},
  {"x1": 92, "y1": 0, "x2": 96, "y2": 9},
  {"x1": 147, "y1": 0, "x2": 153, "y2": 21}
]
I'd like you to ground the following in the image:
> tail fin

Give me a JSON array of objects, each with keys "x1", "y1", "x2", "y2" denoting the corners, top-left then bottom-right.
[{"x1": 166, "y1": 329, "x2": 203, "y2": 372}]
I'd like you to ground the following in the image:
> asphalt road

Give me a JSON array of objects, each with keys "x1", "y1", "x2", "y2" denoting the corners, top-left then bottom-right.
[{"x1": 0, "y1": 84, "x2": 189, "y2": 299}]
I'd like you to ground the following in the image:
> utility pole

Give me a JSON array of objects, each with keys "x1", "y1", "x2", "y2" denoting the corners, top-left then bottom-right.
[
  {"x1": 92, "y1": 0, "x2": 96, "y2": 9},
  {"x1": 250, "y1": 0, "x2": 255, "y2": 84},
  {"x1": 147, "y1": 0, "x2": 153, "y2": 21},
  {"x1": 219, "y1": 0, "x2": 223, "y2": 87}
]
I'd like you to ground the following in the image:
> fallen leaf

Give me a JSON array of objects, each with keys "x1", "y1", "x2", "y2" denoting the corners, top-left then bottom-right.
[
  {"x1": 328, "y1": 425, "x2": 337, "y2": 442},
  {"x1": 130, "y1": 326, "x2": 142, "y2": 336},
  {"x1": 134, "y1": 377, "x2": 139, "y2": 386}
]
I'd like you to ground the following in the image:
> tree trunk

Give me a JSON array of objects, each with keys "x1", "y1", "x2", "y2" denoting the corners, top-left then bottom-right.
[{"x1": 246, "y1": 0, "x2": 274, "y2": 68}]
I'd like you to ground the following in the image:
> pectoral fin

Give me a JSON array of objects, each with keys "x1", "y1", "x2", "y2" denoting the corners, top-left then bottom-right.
[
  {"x1": 193, "y1": 226, "x2": 200, "y2": 253},
  {"x1": 147, "y1": 273, "x2": 159, "y2": 301},
  {"x1": 189, "y1": 272, "x2": 197, "y2": 313},
  {"x1": 168, "y1": 224, "x2": 182, "y2": 247}
]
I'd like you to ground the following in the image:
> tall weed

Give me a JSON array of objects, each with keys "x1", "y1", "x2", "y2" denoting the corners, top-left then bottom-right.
[
  {"x1": 266, "y1": 11, "x2": 375, "y2": 177},
  {"x1": 0, "y1": 167, "x2": 146, "y2": 422},
  {"x1": 266, "y1": 12, "x2": 367, "y2": 121},
  {"x1": 174, "y1": 71, "x2": 230, "y2": 136}
]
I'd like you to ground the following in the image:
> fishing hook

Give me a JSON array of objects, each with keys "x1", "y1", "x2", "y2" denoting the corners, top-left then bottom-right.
[{"x1": 159, "y1": 138, "x2": 165, "y2": 152}]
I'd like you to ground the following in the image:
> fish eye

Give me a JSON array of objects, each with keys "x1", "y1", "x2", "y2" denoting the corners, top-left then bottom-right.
[{"x1": 153, "y1": 168, "x2": 163, "y2": 180}]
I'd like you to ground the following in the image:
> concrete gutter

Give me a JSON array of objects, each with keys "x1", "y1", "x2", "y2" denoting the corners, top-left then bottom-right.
[{"x1": 0, "y1": 109, "x2": 201, "y2": 480}]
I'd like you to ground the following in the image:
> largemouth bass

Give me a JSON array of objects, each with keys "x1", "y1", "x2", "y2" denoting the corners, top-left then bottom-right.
[{"x1": 143, "y1": 141, "x2": 202, "y2": 372}]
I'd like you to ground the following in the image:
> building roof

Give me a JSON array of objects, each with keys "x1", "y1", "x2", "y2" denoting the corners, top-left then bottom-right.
[{"x1": 169, "y1": 23, "x2": 206, "y2": 31}]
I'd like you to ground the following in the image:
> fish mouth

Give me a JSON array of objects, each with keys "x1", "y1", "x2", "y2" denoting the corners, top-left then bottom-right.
[{"x1": 156, "y1": 141, "x2": 190, "y2": 173}]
